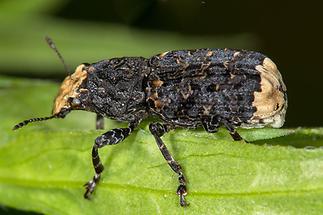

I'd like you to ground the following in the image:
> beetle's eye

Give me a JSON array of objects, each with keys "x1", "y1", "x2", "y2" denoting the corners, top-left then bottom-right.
[{"x1": 70, "y1": 98, "x2": 81, "y2": 107}]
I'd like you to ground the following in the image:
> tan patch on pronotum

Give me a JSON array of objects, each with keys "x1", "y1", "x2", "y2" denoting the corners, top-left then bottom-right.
[
  {"x1": 250, "y1": 58, "x2": 287, "y2": 128},
  {"x1": 52, "y1": 64, "x2": 88, "y2": 114}
]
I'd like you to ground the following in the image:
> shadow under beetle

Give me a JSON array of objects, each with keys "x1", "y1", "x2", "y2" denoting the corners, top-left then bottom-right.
[{"x1": 14, "y1": 41, "x2": 287, "y2": 206}]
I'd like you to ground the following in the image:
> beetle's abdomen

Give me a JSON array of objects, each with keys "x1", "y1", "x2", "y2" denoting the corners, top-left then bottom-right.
[{"x1": 146, "y1": 48, "x2": 287, "y2": 128}]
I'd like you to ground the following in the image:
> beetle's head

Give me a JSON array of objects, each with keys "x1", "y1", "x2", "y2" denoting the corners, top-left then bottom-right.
[
  {"x1": 52, "y1": 64, "x2": 89, "y2": 115},
  {"x1": 13, "y1": 64, "x2": 89, "y2": 130}
]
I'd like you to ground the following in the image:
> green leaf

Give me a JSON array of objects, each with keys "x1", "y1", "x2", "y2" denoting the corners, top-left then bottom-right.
[{"x1": 1, "y1": 76, "x2": 323, "y2": 215}]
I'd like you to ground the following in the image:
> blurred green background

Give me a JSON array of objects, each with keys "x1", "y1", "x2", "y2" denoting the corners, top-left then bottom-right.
[
  {"x1": 0, "y1": 0, "x2": 322, "y2": 214},
  {"x1": 1, "y1": 0, "x2": 322, "y2": 127}
]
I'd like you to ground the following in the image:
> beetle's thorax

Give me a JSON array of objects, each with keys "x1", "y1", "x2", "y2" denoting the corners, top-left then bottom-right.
[{"x1": 77, "y1": 58, "x2": 150, "y2": 121}]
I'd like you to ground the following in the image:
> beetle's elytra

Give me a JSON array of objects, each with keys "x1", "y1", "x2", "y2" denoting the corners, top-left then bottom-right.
[{"x1": 14, "y1": 47, "x2": 287, "y2": 206}]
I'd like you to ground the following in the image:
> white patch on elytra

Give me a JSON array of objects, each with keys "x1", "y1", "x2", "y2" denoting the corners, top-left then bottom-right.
[{"x1": 249, "y1": 57, "x2": 287, "y2": 128}]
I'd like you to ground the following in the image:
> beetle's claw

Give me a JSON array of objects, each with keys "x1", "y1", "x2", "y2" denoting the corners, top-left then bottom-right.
[
  {"x1": 177, "y1": 184, "x2": 189, "y2": 207},
  {"x1": 83, "y1": 180, "x2": 96, "y2": 199}
]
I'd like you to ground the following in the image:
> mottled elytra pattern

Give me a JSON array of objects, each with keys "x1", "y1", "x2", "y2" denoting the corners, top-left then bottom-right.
[
  {"x1": 147, "y1": 49, "x2": 262, "y2": 128},
  {"x1": 13, "y1": 48, "x2": 287, "y2": 207}
]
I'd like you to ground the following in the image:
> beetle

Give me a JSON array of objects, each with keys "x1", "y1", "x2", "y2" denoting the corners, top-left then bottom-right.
[{"x1": 13, "y1": 41, "x2": 287, "y2": 206}]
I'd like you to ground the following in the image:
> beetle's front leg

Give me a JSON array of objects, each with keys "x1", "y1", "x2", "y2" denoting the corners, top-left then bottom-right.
[
  {"x1": 84, "y1": 123, "x2": 136, "y2": 199},
  {"x1": 96, "y1": 114, "x2": 104, "y2": 130},
  {"x1": 149, "y1": 122, "x2": 188, "y2": 207}
]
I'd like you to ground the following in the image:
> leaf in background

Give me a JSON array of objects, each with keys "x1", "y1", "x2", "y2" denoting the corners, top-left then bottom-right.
[
  {"x1": 0, "y1": 0, "x2": 259, "y2": 76},
  {"x1": 1, "y1": 77, "x2": 323, "y2": 215}
]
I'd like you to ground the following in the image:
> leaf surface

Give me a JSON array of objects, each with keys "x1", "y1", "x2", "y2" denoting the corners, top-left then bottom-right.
[{"x1": 1, "y1": 76, "x2": 323, "y2": 215}]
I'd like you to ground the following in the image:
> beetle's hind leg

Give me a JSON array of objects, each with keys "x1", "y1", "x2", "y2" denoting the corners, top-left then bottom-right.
[
  {"x1": 84, "y1": 123, "x2": 136, "y2": 199},
  {"x1": 222, "y1": 119, "x2": 244, "y2": 141},
  {"x1": 149, "y1": 122, "x2": 188, "y2": 207}
]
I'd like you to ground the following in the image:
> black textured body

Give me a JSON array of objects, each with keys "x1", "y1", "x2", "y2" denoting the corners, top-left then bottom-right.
[{"x1": 81, "y1": 48, "x2": 263, "y2": 131}]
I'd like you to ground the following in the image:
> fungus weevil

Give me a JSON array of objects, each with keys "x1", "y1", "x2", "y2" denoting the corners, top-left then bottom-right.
[{"x1": 14, "y1": 41, "x2": 287, "y2": 206}]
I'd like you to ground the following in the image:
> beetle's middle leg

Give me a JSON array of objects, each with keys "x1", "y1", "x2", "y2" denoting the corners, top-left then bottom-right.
[
  {"x1": 84, "y1": 122, "x2": 137, "y2": 199},
  {"x1": 149, "y1": 122, "x2": 188, "y2": 207}
]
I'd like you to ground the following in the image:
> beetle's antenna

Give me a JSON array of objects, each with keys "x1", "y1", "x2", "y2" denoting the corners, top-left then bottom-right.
[
  {"x1": 12, "y1": 115, "x2": 57, "y2": 130},
  {"x1": 45, "y1": 36, "x2": 70, "y2": 75}
]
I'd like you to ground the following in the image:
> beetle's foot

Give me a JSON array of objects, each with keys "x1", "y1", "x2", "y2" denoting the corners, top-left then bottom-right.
[
  {"x1": 177, "y1": 184, "x2": 188, "y2": 207},
  {"x1": 84, "y1": 174, "x2": 100, "y2": 199}
]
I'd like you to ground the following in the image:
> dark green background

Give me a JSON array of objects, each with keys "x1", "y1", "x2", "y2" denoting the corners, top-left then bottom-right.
[{"x1": 0, "y1": 0, "x2": 322, "y2": 126}]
